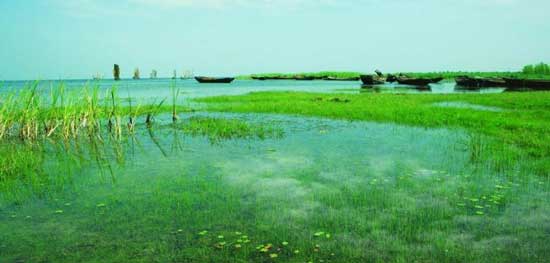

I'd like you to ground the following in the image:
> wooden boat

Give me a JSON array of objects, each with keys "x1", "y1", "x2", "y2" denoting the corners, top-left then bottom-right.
[
  {"x1": 503, "y1": 78, "x2": 550, "y2": 90},
  {"x1": 195, "y1": 76, "x2": 235, "y2": 83},
  {"x1": 396, "y1": 76, "x2": 443, "y2": 86},
  {"x1": 455, "y1": 76, "x2": 506, "y2": 88},
  {"x1": 386, "y1": 74, "x2": 398, "y2": 83},
  {"x1": 323, "y1": 77, "x2": 360, "y2": 81},
  {"x1": 360, "y1": 75, "x2": 385, "y2": 85}
]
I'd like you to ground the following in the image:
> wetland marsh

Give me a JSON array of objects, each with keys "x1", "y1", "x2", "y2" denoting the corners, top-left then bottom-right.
[{"x1": 0, "y1": 82, "x2": 549, "y2": 262}]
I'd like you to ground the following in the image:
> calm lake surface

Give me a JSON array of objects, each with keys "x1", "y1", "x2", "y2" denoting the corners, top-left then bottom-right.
[{"x1": 1, "y1": 78, "x2": 506, "y2": 101}]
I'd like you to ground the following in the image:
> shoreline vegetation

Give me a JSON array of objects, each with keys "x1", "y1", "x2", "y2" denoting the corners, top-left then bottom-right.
[
  {"x1": 235, "y1": 63, "x2": 550, "y2": 80},
  {"x1": 237, "y1": 71, "x2": 550, "y2": 80}
]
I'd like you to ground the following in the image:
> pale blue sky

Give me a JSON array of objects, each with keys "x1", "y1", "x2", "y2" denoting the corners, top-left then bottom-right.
[{"x1": 1, "y1": 0, "x2": 549, "y2": 80}]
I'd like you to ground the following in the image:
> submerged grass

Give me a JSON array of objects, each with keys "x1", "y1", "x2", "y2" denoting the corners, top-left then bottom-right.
[
  {"x1": 195, "y1": 91, "x2": 550, "y2": 161},
  {"x1": 181, "y1": 116, "x2": 284, "y2": 143}
]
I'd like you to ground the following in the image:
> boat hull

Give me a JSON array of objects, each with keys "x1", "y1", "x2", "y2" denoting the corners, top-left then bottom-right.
[
  {"x1": 455, "y1": 76, "x2": 506, "y2": 88},
  {"x1": 195, "y1": 77, "x2": 235, "y2": 83},
  {"x1": 360, "y1": 75, "x2": 385, "y2": 85},
  {"x1": 396, "y1": 77, "x2": 443, "y2": 86},
  {"x1": 503, "y1": 78, "x2": 550, "y2": 90}
]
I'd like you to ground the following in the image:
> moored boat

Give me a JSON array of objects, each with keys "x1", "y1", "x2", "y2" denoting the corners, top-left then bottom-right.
[
  {"x1": 386, "y1": 74, "x2": 398, "y2": 83},
  {"x1": 455, "y1": 76, "x2": 506, "y2": 88},
  {"x1": 360, "y1": 74, "x2": 385, "y2": 85},
  {"x1": 503, "y1": 78, "x2": 550, "y2": 90},
  {"x1": 195, "y1": 76, "x2": 235, "y2": 83},
  {"x1": 396, "y1": 76, "x2": 443, "y2": 86}
]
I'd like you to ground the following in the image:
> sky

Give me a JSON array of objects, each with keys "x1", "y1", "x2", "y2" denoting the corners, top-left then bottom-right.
[{"x1": 0, "y1": 0, "x2": 549, "y2": 80}]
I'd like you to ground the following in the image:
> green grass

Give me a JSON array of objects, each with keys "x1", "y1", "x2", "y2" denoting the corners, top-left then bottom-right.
[
  {"x1": 195, "y1": 91, "x2": 550, "y2": 174},
  {"x1": 181, "y1": 116, "x2": 284, "y2": 143},
  {"x1": 237, "y1": 71, "x2": 362, "y2": 80},
  {"x1": 0, "y1": 83, "x2": 191, "y2": 141}
]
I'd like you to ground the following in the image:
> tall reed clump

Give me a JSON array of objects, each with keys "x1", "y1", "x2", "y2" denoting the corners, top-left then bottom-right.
[
  {"x1": 0, "y1": 83, "x2": 170, "y2": 142},
  {"x1": 171, "y1": 82, "x2": 180, "y2": 123}
]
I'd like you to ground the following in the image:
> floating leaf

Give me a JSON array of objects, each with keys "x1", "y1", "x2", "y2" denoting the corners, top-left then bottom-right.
[
  {"x1": 314, "y1": 232, "x2": 325, "y2": 237},
  {"x1": 282, "y1": 241, "x2": 289, "y2": 246},
  {"x1": 269, "y1": 253, "x2": 278, "y2": 258}
]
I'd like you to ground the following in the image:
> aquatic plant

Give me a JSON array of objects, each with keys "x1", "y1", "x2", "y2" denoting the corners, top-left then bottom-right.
[
  {"x1": 171, "y1": 82, "x2": 180, "y2": 123},
  {"x1": 0, "y1": 83, "x2": 191, "y2": 142},
  {"x1": 181, "y1": 116, "x2": 284, "y2": 143}
]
